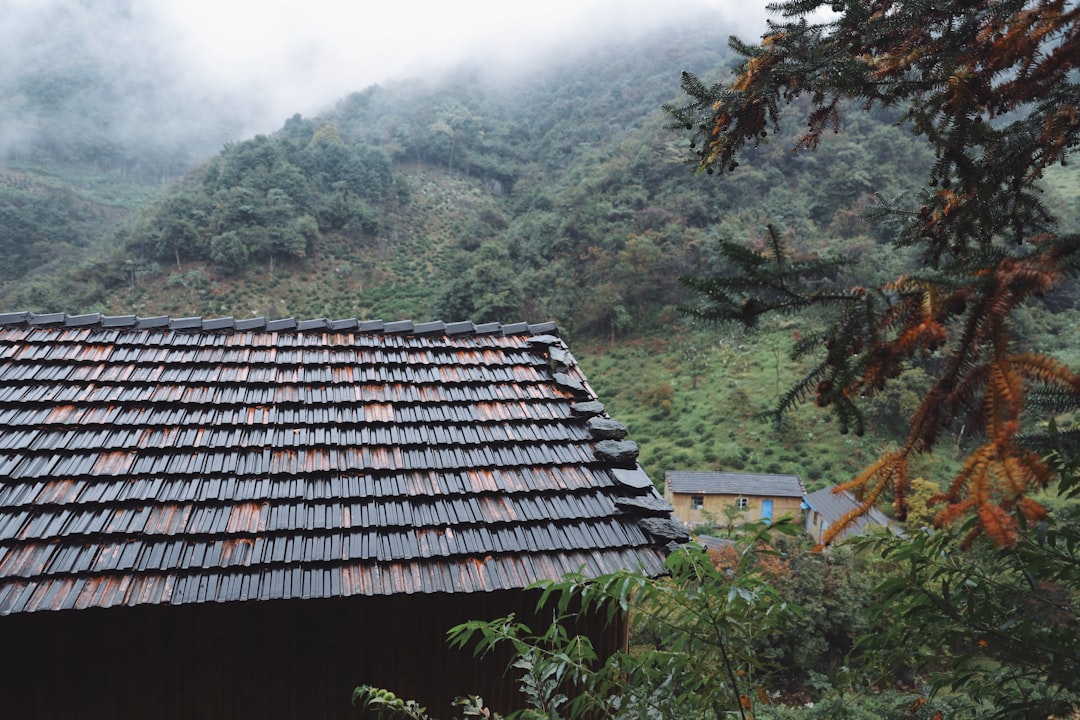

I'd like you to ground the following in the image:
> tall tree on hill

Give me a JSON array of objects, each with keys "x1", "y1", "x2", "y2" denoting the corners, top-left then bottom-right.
[{"x1": 669, "y1": 0, "x2": 1080, "y2": 545}]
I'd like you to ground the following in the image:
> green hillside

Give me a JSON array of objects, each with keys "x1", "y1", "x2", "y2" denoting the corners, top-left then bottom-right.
[
  {"x1": 0, "y1": 16, "x2": 945, "y2": 329},
  {"x1": 1, "y1": 11, "x2": 1076, "y2": 498}
]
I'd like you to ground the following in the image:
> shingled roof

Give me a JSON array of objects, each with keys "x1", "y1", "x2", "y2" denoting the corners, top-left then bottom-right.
[
  {"x1": 0, "y1": 312, "x2": 685, "y2": 615},
  {"x1": 665, "y1": 470, "x2": 805, "y2": 498}
]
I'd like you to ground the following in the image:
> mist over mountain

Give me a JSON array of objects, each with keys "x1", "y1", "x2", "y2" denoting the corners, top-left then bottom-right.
[
  {"x1": 0, "y1": 0, "x2": 765, "y2": 174},
  {"x1": 1, "y1": 0, "x2": 237, "y2": 172},
  {"x1": 0, "y1": 7, "x2": 952, "y2": 329},
  {"x1": 5, "y1": 1, "x2": 1072, "y2": 341},
  {"x1": 0, "y1": 1, "x2": 1075, "y2": 495}
]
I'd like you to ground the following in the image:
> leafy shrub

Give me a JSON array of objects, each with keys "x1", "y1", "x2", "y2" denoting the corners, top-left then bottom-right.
[{"x1": 637, "y1": 382, "x2": 674, "y2": 417}]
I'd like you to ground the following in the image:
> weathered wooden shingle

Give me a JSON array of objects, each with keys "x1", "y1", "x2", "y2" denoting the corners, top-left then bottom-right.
[{"x1": 0, "y1": 313, "x2": 681, "y2": 614}]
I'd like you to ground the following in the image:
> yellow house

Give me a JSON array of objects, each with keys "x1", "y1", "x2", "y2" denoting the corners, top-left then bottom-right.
[{"x1": 664, "y1": 470, "x2": 805, "y2": 528}]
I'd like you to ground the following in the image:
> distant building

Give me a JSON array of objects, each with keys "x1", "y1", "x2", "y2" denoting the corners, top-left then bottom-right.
[
  {"x1": 803, "y1": 486, "x2": 900, "y2": 544},
  {"x1": 664, "y1": 470, "x2": 805, "y2": 528}
]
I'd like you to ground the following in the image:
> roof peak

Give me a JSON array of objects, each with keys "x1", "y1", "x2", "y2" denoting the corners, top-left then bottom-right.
[{"x1": 0, "y1": 312, "x2": 558, "y2": 337}]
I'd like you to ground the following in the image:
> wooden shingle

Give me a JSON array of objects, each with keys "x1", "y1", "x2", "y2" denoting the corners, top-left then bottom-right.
[{"x1": 0, "y1": 314, "x2": 684, "y2": 614}]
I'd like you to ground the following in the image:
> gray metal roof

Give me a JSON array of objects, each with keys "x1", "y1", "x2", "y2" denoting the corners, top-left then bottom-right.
[
  {"x1": 803, "y1": 486, "x2": 898, "y2": 536},
  {"x1": 664, "y1": 470, "x2": 805, "y2": 497},
  {"x1": 0, "y1": 313, "x2": 685, "y2": 614}
]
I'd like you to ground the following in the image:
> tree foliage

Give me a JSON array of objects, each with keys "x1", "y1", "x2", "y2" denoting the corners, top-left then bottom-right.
[
  {"x1": 668, "y1": 0, "x2": 1080, "y2": 545},
  {"x1": 351, "y1": 523, "x2": 994, "y2": 720},
  {"x1": 122, "y1": 121, "x2": 397, "y2": 276},
  {"x1": 343, "y1": 9, "x2": 1080, "y2": 718},
  {"x1": 857, "y1": 502, "x2": 1080, "y2": 718}
]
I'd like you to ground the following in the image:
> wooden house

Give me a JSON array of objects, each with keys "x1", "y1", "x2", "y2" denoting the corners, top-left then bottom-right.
[
  {"x1": 663, "y1": 470, "x2": 805, "y2": 528},
  {"x1": 0, "y1": 312, "x2": 686, "y2": 719},
  {"x1": 803, "y1": 486, "x2": 899, "y2": 544}
]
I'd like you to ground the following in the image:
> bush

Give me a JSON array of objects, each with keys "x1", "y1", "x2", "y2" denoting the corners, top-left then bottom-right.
[{"x1": 638, "y1": 381, "x2": 674, "y2": 417}]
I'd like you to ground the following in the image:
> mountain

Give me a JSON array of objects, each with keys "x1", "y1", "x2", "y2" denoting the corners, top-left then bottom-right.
[
  {"x1": 0, "y1": 11, "x2": 952, "y2": 338},
  {"x1": 2, "y1": 8, "x2": 1078, "y2": 501},
  {"x1": 3, "y1": 9, "x2": 1077, "y2": 339}
]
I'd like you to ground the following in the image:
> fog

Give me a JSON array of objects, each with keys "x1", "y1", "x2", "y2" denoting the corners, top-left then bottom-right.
[{"x1": 0, "y1": 0, "x2": 774, "y2": 166}]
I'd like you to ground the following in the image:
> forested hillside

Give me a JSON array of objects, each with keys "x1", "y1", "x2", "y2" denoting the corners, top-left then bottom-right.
[
  {"x1": 1, "y1": 10, "x2": 1076, "y2": 495},
  {"x1": 2, "y1": 14, "x2": 995, "y2": 338}
]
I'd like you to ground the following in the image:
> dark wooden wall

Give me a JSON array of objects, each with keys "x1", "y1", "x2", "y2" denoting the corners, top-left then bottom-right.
[{"x1": 0, "y1": 590, "x2": 627, "y2": 719}]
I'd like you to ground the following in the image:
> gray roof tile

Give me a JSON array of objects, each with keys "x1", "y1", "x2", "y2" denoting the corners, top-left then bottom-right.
[
  {"x1": 296, "y1": 318, "x2": 329, "y2": 331},
  {"x1": 29, "y1": 312, "x2": 65, "y2": 326},
  {"x1": 234, "y1": 317, "x2": 267, "y2": 330},
  {"x1": 137, "y1": 316, "x2": 170, "y2": 329},
  {"x1": 0, "y1": 314, "x2": 678, "y2": 613},
  {"x1": 383, "y1": 320, "x2": 414, "y2": 333},
  {"x1": 65, "y1": 313, "x2": 101, "y2": 327},
  {"x1": 202, "y1": 317, "x2": 236, "y2": 331},
  {"x1": 265, "y1": 318, "x2": 297, "y2": 332},
  {"x1": 664, "y1": 470, "x2": 805, "y2": 497}
]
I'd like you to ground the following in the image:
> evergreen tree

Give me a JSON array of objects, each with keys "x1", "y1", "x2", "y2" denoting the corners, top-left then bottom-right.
[{"x1": 669, "y1": 0, "x2": 1080, "y2": 544}]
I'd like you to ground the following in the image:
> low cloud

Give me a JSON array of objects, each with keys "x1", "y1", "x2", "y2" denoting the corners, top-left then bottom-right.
[{"x1": 0, "y1": 0, "x2": 775, "y2": 164}]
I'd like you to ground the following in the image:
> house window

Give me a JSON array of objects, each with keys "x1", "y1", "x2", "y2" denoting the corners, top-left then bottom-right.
[
  {"x1": 736, "y1": 497, "x2": 749, "y2": 510},
  {"x1": 690, "y1": 495, "x2": 704, "y2": 510}
]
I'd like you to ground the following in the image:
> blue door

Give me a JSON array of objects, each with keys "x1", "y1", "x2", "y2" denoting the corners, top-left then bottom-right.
[{"x1": 761, "y1": 499, "x2": 774, "y2": 523}]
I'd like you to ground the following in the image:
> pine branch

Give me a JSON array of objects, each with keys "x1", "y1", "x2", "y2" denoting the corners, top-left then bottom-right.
[{"x1": 671, "y1": 0, "x2": 1079, "y2": 544}]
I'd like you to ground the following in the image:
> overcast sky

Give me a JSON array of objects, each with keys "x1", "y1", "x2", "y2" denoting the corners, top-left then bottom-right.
[
  {"x1": 154, "y1": 0, "x2": 772, "y2": 131},
  {"x1": 1, "y1": 0, "x2": 776, "y2": 156}
]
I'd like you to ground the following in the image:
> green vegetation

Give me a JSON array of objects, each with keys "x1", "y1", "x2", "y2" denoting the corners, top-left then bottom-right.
[
  {"x1": 577, "y1": 327, "x2": 961, "y2": 494},
  {"x1": 0, "y1": 16, "x2": 953, "y2": 339},
  {"x1": 354, "y1": 507, "x2": 1080, "y2": 719},
  {"x1": 0, "y1": 162, "x2": 169, "y2": 279},
  {"x1": 353, "y1": 483, "x2": 1080, "y2": 719}
]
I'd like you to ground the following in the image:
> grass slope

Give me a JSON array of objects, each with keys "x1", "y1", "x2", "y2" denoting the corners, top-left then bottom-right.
[{"x1": 575, "y1": 322, "x2": 967, "y2": 507}]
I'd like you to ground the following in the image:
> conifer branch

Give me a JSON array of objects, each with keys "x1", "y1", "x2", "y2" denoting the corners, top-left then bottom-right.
[{"x1": 670, "y1": 0, "x2": 1080, "y2": 541}]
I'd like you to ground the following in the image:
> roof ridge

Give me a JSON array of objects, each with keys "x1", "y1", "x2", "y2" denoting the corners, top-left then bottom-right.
[{"x1": 0, "y1": 312, "x2": 559, "y2": 337}]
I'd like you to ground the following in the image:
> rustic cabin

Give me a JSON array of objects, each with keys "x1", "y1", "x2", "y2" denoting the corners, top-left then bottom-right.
[
  {"x1": 0, "y1": 312, "x2": 686, "y2": 719},
  {"x1": 663, "y1": 470, "x2": 805, "y2": 528}
]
